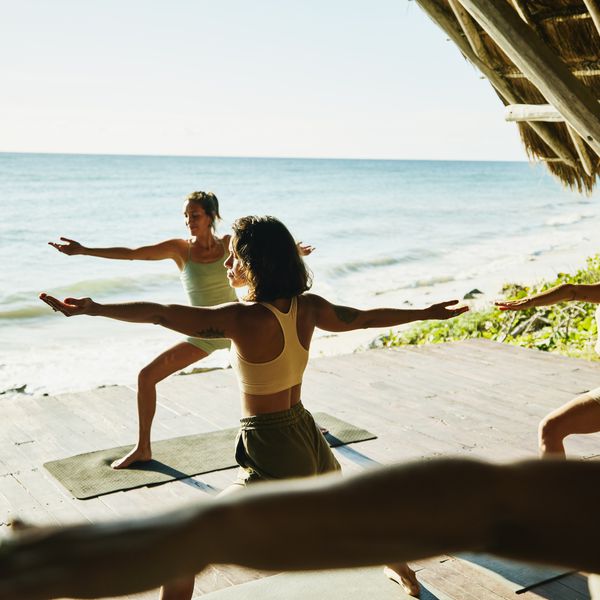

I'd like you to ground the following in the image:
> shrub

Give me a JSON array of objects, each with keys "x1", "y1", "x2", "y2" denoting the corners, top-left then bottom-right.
[{"x1": 377, "y1": 255, "x2": 600, "y2": 361}]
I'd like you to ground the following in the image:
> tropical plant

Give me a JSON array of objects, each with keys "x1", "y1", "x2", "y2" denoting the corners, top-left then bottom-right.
[{"x1": 377, "y1": 255, "x2": 600, "y2": 361}]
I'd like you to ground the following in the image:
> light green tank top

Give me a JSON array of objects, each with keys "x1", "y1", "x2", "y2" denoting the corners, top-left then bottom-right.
[{"x1": 180, "y1": 240, "x2": 237, "y2": 307}]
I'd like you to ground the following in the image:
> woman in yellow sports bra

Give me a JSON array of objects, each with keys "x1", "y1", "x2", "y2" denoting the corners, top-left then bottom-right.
[
  {"x1": 41, "y1": 215, "x2": 467, "y2": 600},
  {"x1": 48, "y1": 193, "x2": 313, "y2": 470}
]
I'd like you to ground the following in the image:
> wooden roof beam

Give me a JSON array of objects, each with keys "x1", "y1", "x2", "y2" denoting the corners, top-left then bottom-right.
[
  {"x1": 415, "y1": 0, "x2": 578, "y2": 167},
  {"x1": 583, "y1": 0, "x2": 600, "y2": 39},
  {"x1": 544, "y1": 12, "x2": 591, "y2": 24},
  {"x1": 536, "y1": 7, "x2": 592, "y2": 23},
  {"x1": 508, "y1": 0, "x2": 531, "y2": 26},
  {"x1": 447, "y1": 0, "x2": 492, "y2": 64},
  {"x1": 508, "y1": 0, "x2": 550, "y2": 44},
  {"x1": 505, "y1": 104, "x2": 565, "y2": 122},
  {"x1": 506, "y1": 105, "x2": 597, "y2": 174},
  {"x1": 507, "y1": 102, "x2": 600, "y2": 122},
  {"x1": 504, "y1": 69, "x2": 600, "y2": 79},
  {"x1": 567, "y1": 124, "x2": 595, "y2": 176},
  {"x1": 457, "y1": 0, "x2": 600, "y2": 156}
]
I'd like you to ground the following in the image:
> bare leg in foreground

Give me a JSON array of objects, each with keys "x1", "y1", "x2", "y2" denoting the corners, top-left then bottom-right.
[
  {"x1": 538, "y1": 390, "x2": 600, "y2": 458},
  {"x1": 159, "y1": 484, "x2": 244, "y2": 600}
]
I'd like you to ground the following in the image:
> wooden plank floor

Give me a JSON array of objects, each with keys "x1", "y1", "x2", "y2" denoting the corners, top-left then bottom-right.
[{"x1": 1, "y1": 339, "x2": 598, "y2": 599}]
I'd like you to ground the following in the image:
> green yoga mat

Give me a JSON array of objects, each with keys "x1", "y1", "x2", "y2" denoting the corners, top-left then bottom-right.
[{"x1": 44, "y1": 413, "x2": 376, "y2": 499}]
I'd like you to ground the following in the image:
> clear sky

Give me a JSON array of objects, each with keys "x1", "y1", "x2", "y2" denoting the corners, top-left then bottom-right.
[{"x1": 2, "y1": 0, "x2": 526, "y2": 160}]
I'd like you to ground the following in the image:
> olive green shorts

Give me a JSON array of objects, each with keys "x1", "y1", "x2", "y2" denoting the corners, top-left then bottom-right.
[{"x1": 234, "y1": 402, "x2": 341, "y2": 486}]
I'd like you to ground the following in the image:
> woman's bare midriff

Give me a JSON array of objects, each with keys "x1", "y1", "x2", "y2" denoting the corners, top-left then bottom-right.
[{"x1": 241, "y1": 383, "x2": 303, "y2": 417}]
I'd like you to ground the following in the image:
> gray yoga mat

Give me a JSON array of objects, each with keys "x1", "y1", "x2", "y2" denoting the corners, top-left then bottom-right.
[
  {"x1": 200, "y1": 560, "x2": 574, "y2": 600},
  {"x1": 44, "y1": 413, "x2": 376, "y2": 499},
  {"x1": 200, "y1": 567, "x2": 417, "y2": 600}
]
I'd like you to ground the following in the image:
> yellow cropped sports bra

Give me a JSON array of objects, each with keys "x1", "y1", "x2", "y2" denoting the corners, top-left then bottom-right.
[{"x1": 230, "y1": 296, "x2": 309, "y2": 395}]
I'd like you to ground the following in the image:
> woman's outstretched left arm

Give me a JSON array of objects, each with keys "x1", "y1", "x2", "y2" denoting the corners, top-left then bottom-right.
[
  {"x1": 308, "y1": 294, "x2": 468, "y2": 333},
  {"x1": 39, "y1": 294, "x2": 240, "y2": 340}
]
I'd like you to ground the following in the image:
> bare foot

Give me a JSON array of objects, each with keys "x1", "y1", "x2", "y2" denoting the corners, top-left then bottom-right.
[
  {"x1": 384, "y1": 563, "x2": 420, "y2": 597},
  {"x1": 111, "y1": 447, "x2": 152, "y2": 469},
  {"x1": 9, "y1": 518, "x2": 29, "y2": 532},
  {"x1": 318, "y1": 425, "x2": 329, "y2": 435}
]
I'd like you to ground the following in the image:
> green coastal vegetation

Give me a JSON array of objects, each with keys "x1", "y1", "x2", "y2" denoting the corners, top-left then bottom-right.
[{"x1": 377, "y1": 255, "x2": 600, "y2": 361}]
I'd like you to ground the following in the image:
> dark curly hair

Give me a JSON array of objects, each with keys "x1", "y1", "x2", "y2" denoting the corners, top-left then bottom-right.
[
  {"x1": 186, "y1": 191, "x2": 221, "y2": 231},
  {"x1": 232, "y1": 216, "x2": 312, "y2": 302}
]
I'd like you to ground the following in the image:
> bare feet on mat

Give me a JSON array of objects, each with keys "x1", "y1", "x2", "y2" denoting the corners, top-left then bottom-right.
[
  {"x1": 384, "y1": 562, "x2": 420, "y2": 597},
  {"x1": 317, "y1": 424, "x2": 329, "y2": 435},
  {"x1": 111, "y1": 446, "x2": 152, "y2": 469}
]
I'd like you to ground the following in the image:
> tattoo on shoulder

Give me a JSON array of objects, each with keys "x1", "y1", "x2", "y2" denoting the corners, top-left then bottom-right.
[
  {"x1": 333, "y1": 305, "x2": 359, "y2": 324},
  {"x1": 196, "y1": 327, "x2": 226, "y2": 339}
]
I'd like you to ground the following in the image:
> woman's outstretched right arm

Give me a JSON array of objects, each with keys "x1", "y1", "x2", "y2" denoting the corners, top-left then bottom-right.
[
  {"x1": 39, "y1": 294, "x2": 240, "y2": 340},
  {"x1": 48, "y1": 237, "x2": 186, "y2": 265}
]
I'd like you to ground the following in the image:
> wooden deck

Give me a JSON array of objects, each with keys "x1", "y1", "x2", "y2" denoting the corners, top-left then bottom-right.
[{"x1": 1, "y1": 339, "x2": 599, "y2": 599}]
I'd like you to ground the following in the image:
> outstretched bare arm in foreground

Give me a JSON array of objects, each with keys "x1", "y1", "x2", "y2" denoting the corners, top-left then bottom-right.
[
  {"x1": 495, "y1": 282, "x2": 600, "y2": 310},
  {"x1": 1, "y1": 457, "x2": 600, "y2": 600}
]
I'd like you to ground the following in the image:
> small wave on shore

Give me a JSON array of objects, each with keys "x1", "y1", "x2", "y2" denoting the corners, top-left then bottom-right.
[
  {"x1": 374, "y1": 274, "x2": 456, "y2": 295},
  {"x1": 0, "y1": 273, "x2": 180, "y2": 321},
  {"x1": 0, "y1": 304, "x2": 49, "y2": 321},
  {"x1": 327, "y1": 250, "x2": 439, "y2": 278},
  {"x1": 0, "y1": 383, "x2": 29, "y2": 396},
  {"x1": 544, "y1": 211, "x2": 595, "y2": 227}
]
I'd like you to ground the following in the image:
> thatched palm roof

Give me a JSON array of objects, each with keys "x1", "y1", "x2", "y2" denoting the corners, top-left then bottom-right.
[{"x1": 415, "y1": 0, "x2": 600, "y2": 193}]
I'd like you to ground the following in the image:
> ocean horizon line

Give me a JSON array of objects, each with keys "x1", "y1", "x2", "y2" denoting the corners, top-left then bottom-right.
[{"x1": 0, "y1": 150, "x2": 529, "y2": 164}]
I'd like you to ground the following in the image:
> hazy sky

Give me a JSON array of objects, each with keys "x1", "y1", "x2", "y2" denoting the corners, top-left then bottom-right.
[{"x1": 2, "y1": 1, "x2": 526, "y2": 160}]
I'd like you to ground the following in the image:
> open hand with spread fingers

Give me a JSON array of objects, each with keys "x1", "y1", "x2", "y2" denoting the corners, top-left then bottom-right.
[
  {"x1": 296, "y1": 241, "x2": 315, "y2": 257},
  {"x1": 48, "y1": 237, "x2": 85, "y2": 255},
  {"x1": 425, "y1": 299, "x2": 469, "y2": 320},
  {"x1": 39, "y1": 293, "x2": 95, "y2": 317},
  {"x1": 495, "y1": 298, "x2": 535, "y2": 311}
]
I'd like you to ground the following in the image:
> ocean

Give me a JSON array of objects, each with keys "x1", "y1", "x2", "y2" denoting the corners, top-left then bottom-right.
[{"x1": 2, "y1": 152, "x2": 599, "y2": 396}]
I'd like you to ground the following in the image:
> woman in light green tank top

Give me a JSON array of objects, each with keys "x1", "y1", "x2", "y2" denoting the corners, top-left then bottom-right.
[{"x1": 47, "y1": 192, "x2": 234, "y2": 469}]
